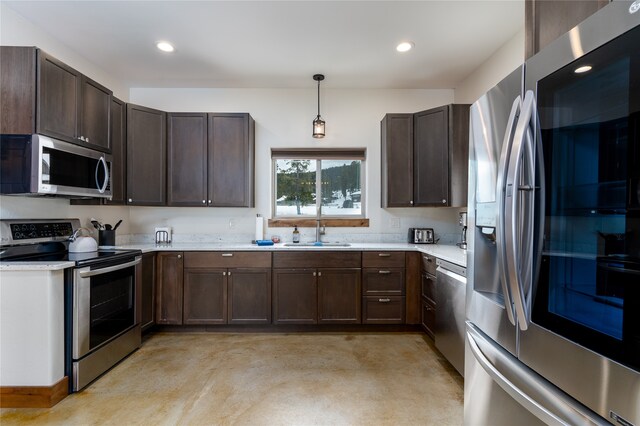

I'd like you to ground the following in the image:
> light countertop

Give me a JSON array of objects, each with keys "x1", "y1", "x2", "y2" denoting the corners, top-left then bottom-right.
[{"x1": 0, "y1": 242, "x2": 467, "y2": 271}]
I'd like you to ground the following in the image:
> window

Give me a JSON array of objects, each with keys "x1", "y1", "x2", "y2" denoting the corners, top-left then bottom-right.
[{"x1": 272, "y1": 149, "x2": 365, "y2": 218}]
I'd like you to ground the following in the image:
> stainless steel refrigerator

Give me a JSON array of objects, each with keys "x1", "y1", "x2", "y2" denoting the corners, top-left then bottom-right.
[{"x1": 465, "y1": 2, "x2": 639, "y2": 425}]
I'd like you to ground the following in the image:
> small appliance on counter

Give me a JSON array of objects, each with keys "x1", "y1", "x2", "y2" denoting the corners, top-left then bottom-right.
[{"x1": 408, "y1": 228, "x2": 434, "y2": 244}]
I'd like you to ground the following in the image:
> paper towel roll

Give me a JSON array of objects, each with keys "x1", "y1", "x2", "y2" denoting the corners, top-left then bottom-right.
[{"x1": 255, "y1": 215, "x2": 264, "y2": 241}]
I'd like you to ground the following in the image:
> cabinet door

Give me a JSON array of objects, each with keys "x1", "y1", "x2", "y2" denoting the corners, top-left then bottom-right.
[
  {"x1": 272, "y1": 269, "x2": 317, "y2": 324},
  {"x1": 167, "y1": 113, "x2": 207, "y2": 206},
  {"x1": 127, "y1": 103, "x2": 166, "y2": 205},
  {"x1": 79, "y1": 76, "x2": 111, "y2": 152},
  {"x1": 363, "y1": 296, "x2": 405, "y2": 324},
  {"x1": 156, "y1": 252, "x2": 183, "y2": 325},
  {"x1": 414, "y1": 106, "x2": 449, "y2": 206},
  {"x1": 525, "y1": 0, "x2": 609, "y2": 59},
  {"x1": 140, "y1": 253, "x2": 156, "y2": 331},
  {"x1": 183, "y1": 269, "x2": 227, "y2": 325},
  {"x1": 105, "y1": 97, "x2": 126, "y2": 205},
  {"x1": 421, "y1": 299, "x2": 436, "y2": 339},
  {"x1": 228, "y1": 268, "x2": 271, "y2": 324},
  {"x1": 362, "y1": 268, "x2": 405, "y2": 295},
  {"x1": 318, "y1": 268, "x2": 361, "y2": 324},
  {"x1": 0, "y1": 46, "x2": 36, "y2": 134},
  {"x1": 37, "y1": 50, "x2": 80, "y2": 143},
  {"x1": 381, "y1": 114, "x2": 413, "y2": 207},
  {"x1": 208, "y1": 113, "x2": 255, "y2": 207}
]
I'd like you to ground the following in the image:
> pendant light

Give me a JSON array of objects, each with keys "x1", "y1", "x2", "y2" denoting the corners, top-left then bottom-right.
[{"x1": 312, "y1": 74, "x2": 325, "y2": 138}]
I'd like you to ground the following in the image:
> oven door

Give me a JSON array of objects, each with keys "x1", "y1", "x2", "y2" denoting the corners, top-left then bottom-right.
[
  {"x1": 519, "y1": 4, "x2": 640, "y2": 425},
  {"x1": 73, "y1": 256, "x2": 140, "y2": 359}
]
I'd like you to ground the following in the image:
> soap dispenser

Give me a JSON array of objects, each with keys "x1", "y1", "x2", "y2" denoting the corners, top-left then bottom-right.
[{"x1": 292, "y1": 225, "x2": 300, "y2": 243}]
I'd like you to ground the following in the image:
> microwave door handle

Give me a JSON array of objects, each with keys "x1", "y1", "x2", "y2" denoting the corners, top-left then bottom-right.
[
  {"x1": 505, "y1": 90, "x2": 536, "y2": 331},
  {"x1": 95, "y1": 156, "x2": 109, "y2": 194},
  {"x1": 496, "y1": 96, "x2": 521, "y2": 326}
]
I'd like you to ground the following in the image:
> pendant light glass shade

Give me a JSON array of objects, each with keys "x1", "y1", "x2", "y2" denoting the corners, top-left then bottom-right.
[{"x1": 312, "y1": 74, "x2": 325, "y2": 138}]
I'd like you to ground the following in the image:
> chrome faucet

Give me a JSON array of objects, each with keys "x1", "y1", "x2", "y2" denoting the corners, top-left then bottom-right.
[{"x1": 315, "y1": 219, "x2": 325, "y2": 242}]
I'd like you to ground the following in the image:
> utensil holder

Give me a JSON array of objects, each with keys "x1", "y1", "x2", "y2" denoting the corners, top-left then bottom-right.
[{"x1": 99, "y1": 230, "x2": 116, "y2": 247}]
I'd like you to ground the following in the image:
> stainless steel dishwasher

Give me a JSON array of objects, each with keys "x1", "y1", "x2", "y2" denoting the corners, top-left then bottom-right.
[{"x1": 435, "y1": 258, "x2": 466, "y2": 376}]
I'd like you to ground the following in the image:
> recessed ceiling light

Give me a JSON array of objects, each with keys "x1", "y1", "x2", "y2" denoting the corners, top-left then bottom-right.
[
  {"x1": 396, "y1": 41, "x2": 414, "y2": 53},
  {"x1": 156, "y1": 41, "x2": 175, "y2": 53},
  {"x1": 574, "y1": 65, "x2": 592, "y2": 74}
]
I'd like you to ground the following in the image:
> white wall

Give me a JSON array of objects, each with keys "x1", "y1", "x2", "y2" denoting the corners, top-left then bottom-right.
[
  {"x1": 129, "y1": 87, "x2": 463, "y2": 243},
  {"x1": 454, "y1": 28, "x2": 525, "y2": 104},
  {"x1": 0, "y1": 3, "x2": 129, "y2": 99}
]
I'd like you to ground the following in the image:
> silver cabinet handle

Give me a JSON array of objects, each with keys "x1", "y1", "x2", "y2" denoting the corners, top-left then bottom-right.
[
  {"x1": 128, "y1": 198, "x2": 133, "y2": 203},
  {"x1": 378, "y1": 298, "x2": 391, "y2": 303},
  {"x1": 202, "y1": 200, "x2": 206, "y2": 204},
  {"x1": 318, "y1": 271, "x2": 322, "y2": 277},
  {"x1": 79, "y1": 136, "x2": 85, "y2": 141},
  {"x1": 228, "y1": 271, "x2": 231, "y2": 276},
  {"x1": 177, "y1": 254, "x2": 182, "y2": 259},
  {"x1": 409, "y1": 200, "x2": 413, "y2": 205},
  {"x1": 313, "y1": 272, "x2": 317, "y2": 276},
  {"x1": 425, "y1": 305, "x2": 434, "y2": 311},
  {"x1": 208, "y1": 200, "x2": 212, "y2": 204},
  {"x1": 378, "y1": 270, "x2": 391, "y2": 274},
  {"x1": 223, "y1": 271, "x2": 227, "y2": 276},
  {"x1": 441, "y1": 199, "x2": 447, "y2": 204},
  {"x1": 378, "y1": 253, "x2": 391, "y2": 257},
  {"x1": 86, "y1": 137, "x2": 90, "y2": 143},
  {"x1": 221, "y1": 253, "x2": 233, "y2": 257}
]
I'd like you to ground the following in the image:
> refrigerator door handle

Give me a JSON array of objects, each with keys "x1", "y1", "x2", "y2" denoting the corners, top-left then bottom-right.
[
  {"x1": 466, "y1": 322, "x2": 608, "y2": 426},
  {"x1": 496, "y1": 96, "x2": 521, "y2": 326},
  {"x1": 505, "y1": 90, "x2": 536, "y2": 330}
]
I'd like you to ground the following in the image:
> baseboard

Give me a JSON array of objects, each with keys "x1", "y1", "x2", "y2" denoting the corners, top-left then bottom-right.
[{"x1": 0, "y1": 376, "x2": 68, "y2": 408}]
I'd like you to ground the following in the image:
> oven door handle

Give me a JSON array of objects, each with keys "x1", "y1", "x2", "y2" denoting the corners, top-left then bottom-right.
[{"x1": 79, "y1": 258, "x2": 141, "y2": 278}]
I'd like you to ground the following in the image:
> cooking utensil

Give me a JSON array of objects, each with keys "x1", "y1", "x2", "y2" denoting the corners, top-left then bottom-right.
[
  {"x1": 105, "y1": 224, "x2": 112, "y2": 230},
  {"x1": 113, "y1": 220, "x2": 123, "y2": 231},
  {"x1": 90, "y1": 219, "x2": 101, "y2": 230},
  {"x1": 69, "y1": 228, "x2": 98, "y2": 253}
]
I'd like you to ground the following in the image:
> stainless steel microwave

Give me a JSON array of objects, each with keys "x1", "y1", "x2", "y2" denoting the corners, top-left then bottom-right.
[{"x1": 0, "y1": 134, "x2": 112, "y2": 198}]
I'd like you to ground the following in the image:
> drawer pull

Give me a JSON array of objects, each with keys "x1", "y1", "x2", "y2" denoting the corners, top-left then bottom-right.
[
  {"x1": 221, "y1": 253, "x2": 234, "y2": 257},
  {"x1": 223, "y1": 271, "x2": 227, "y2": 276},
  {"x1": 378, "y1": 270, "x2": 391, "y2": 274},
  {"x1": 379, "y1": 298, "x2": 391, "y2": 303},
  {"x1": 378, "y1": 253, "x2": 391, "y2": 257}
]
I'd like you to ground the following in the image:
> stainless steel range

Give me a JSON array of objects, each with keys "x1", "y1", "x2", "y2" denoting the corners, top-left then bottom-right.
[{"x1": 0, "y1": 219, "x2": 142, "y2": 391}]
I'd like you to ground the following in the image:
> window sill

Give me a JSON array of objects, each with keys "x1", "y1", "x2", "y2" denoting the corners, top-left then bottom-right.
[{"x1": 268, "y1": 218, "x2": 369, "y2": 228}]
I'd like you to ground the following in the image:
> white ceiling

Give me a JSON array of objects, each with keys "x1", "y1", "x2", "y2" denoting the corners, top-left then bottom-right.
[{"x1": 3, "y1": 1, "x2": 524, "y2": 89}]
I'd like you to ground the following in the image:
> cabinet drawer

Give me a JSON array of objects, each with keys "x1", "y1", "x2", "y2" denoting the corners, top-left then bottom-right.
[
  {"x1": 421, "y1": 299, "x2": 435, "y2": 338},
  {"x1": 421, "y1": 272, "x2": 436, "y2": 304},
  {"x1": 422, "y1": 254, "x2": 437, "y2": 275},
  {"x1": 362, "y1": 251, "x2": 405, "y2": 268},
  {"x1": 273, "y1": 251, "x2": 361, "y2": 268},
  {"x1": 362, "y1": 296, "x2": 405, "y2": 324},
  {"x1": 184, "y1": 251, "x2": 271, "y2": 268},
  {"x1": 362, "y1": 268, "x2": 405, "y2": 295}
]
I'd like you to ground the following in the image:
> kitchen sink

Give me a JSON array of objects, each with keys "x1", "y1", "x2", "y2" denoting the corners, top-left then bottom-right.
[{"x1": 283, "y1": 242, "x2": 351, "y2": 247}]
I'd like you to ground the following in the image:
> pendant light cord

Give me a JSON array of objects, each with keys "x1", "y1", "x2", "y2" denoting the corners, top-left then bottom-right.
[{"x1": 317, "y1": 79, "x2": 321, "y2": 117}]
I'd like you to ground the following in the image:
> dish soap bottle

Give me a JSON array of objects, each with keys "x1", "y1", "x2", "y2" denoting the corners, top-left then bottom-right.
[{"x1": 292, "y1": 225, "x2": 300, "y2": 243}]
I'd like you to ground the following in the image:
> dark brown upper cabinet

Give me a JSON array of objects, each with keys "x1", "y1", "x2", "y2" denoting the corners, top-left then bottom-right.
[
  {"x1": 0, "y1": 47, "x2": 112, "y2": 152},
  {"x1": 167, "y1": 113, "x2": 208, "y2": 206},
  {"x1": 208, "y1": 113, "x2": 255, "y2": 207},
  {"x1": 525, "y1": 0, "x2": 609, "y2": 59},
  {"x1": 126, "y1": 103, "x2": 167, "y2": 206},
  {"x1": 166, "y1": 112, "x2": 255, "y2": 207},
  {"x1": 381, "y1": 104, "x2": 469, "y2": 208},
  {"x1": 105, "y1": 97, "x2": 126, "y2": 205},
  {"x1": 381, "y1": 114, "x2": 414, "y2": 207}
]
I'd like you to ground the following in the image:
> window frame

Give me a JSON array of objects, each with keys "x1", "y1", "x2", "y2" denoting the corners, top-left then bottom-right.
[{"x1": 271, "y1": 149, "x2": 366, "y2": 220}]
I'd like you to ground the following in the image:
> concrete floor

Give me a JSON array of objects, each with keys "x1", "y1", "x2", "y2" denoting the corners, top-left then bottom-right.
[{"x1": 1, "y1": 332, "x2": 463, "y2": 425}]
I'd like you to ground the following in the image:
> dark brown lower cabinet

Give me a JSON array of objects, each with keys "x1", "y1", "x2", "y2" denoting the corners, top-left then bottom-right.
[
  {"x1": 363, "y1": 296, "x2": 405, "y2": 324},
  {"x1": 183, "y1": 269, "x2": 227, "y2": 325},
  {"x1": 272, "y1": 269, "x2": 317, "y2": 324},
  {"x1": 421, "y1": 300, "x2": 436, "y2": 339},
  {"x1": 155, "y1": 252, "x2": 183, "y2": 325},
  {"x1": 140, "y1": 253, "x2": 156, "y2": 331},
  {"x1": 228, "y1": 268, "x2": 272, "y2": 324},
  {"x1": 183, "y1": 267, "x2": 272, "y2": 325},
  {"x1": 318, "y1": 269, "x2": 361, "y2": 324}
]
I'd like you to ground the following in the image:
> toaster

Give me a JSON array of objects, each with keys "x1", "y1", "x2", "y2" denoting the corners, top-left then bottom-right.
[{"x1": 408, "y1": 228, "x2": 435, "y2": 244}]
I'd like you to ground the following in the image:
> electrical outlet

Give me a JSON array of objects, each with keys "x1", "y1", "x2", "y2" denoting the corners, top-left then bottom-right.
[
  {"x1": 229, "y1": 219, "x2": 236, "y2": 229},
  {"x1": 389, "y1": 218, "x2": 400, "y2": 229}
]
